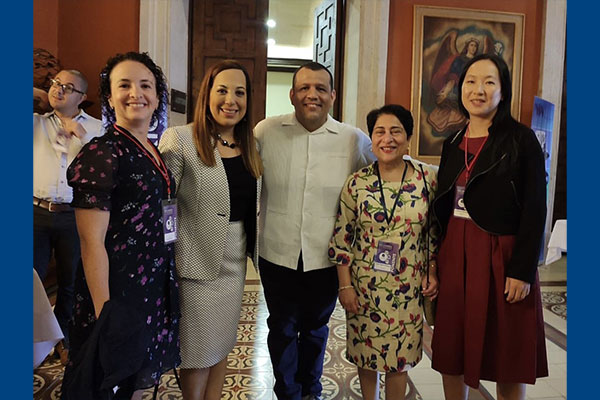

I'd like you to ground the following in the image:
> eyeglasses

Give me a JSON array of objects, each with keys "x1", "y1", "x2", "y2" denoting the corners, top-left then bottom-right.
[{"x1": 50, "y1": 78, "x2": 85, "y2": 95}]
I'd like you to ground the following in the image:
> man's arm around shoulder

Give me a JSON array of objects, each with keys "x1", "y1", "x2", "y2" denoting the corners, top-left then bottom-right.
[{"x1": 352, "y1": 125, "x2": 376, "y2": 166}]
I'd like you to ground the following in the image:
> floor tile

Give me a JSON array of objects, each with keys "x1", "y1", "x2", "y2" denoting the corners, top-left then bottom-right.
[
  {"x1": 525, "y1": 380, "x2": 563, "y2": 398},
  {"x1": 35, "y1": 256, "x2": 568, "y2": 400},
  {"x1": 545, "y1": 378, "x2": 566, "y2": 396}
]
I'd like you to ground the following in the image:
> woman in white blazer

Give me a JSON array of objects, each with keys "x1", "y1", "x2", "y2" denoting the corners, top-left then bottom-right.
[{"x1": 159, "y1": 60, "x2": 262, "y2": 400}]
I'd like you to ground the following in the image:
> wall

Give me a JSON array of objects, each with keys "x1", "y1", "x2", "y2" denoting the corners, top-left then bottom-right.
[
  {"x1": 139, "y1": 0, "x2": 189, "y2": 128},
  {"x1": 386, "y1": 0, "x2": 544, "y2": 138},
  {"x1": 33, "y1": 0, "x2": 58, "y2": 57},
  {"x1": 166, "y1": 0, "x2": 189, "y2": 127},
  {"x1": 33, "y1": 0, "x2": 140, "y2": 119},
  {"x1": 342, "y1": 0, "x2": 389, "y2": 133},
  {"x1": 267, "y1": 0, "x2": 322, "y2": 59},
  {"x1": 265, "y1": 71, "x2": 294, "y2": 118}
]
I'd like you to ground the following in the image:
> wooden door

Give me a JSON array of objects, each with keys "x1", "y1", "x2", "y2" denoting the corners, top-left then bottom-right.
[
  {"x1": 189, "y1": 0, "x2": 268, "y2": 126},
  {"x1": 313, "y1": 0, "x2": 344, "y2": 119}
]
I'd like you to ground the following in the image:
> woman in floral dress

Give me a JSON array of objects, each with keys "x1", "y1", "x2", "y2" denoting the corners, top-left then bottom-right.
[
  {"x1": 61, "y1": 52, "x2": 180, "y2": 400},
  {"x1": 329, "y1": 104, "x2": 438, "y2": 400}
]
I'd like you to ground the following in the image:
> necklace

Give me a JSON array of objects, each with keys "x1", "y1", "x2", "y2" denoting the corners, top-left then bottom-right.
[{"x1": 217, "y1": 134, "x2": 236, "y2": 149}]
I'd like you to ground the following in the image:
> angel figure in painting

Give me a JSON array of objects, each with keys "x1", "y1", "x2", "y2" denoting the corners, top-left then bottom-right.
[
  {"x1": 427, "y1": 31, "x2": 504, "y2": 138},
  {"x1": 427, "y1": 32, "x2": 479, "y2": 136}
]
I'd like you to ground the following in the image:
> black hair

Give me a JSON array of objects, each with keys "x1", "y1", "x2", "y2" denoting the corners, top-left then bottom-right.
[
  {"x1": 99, "y1": 51, "x2": 169, "y2": 129},
  {"x1": 366, "y1": 104, "x2": 414, "y2": 139},
  {"x1": 292, "y1": 61, "x2": 334, "y2": 91},
  {"x1": 457, "y1": 53, "x2": 513, "y2": 125},
  {"x1": 457, "y1": 53, "x2": 520, "y2": 165}
]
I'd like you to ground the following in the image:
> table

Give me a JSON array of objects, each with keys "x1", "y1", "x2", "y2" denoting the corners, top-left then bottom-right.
[
  {"x1": 33, "y1": 268, "x2": 63, "y2": 369},
  {"x1": 545, "y1": 219, "x2": 567, "y2": 265}
]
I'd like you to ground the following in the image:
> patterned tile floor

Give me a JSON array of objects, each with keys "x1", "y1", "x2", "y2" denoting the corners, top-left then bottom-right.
[{"x1": 34, "y1": 256, "x2": 567, "y2": 400}]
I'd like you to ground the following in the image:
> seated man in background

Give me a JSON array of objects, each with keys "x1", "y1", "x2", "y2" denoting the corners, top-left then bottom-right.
[{"x1": 33, "y1": 69, "x2": 103, "y2": 365}]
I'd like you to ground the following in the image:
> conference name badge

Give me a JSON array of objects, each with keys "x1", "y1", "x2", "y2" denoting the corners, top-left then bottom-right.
[
  {"x1": 373, "y1": 240, "x2": 399, "y2": 274},
  {"x1": 453, "y1": 185, "x2": 471, "y2": 219},
  {"x1": 162, "y1": 199, "x2": 178, "y2": 244}
]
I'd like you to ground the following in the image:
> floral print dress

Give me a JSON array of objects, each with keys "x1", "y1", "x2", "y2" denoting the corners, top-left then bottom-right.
[
  {"x1": 64, "y1": 125, "x2": 180, "y2": 391},
  {"x1": 328, "y1": 160, "x2": 437, "y2": 372}
]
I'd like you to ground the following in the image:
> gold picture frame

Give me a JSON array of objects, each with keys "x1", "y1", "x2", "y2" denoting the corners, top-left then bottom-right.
[{"x1": 410, "y1": 6, "x2": 524, "y2": 164}]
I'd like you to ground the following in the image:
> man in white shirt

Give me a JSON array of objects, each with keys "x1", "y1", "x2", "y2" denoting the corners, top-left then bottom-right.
[
  {"x1": 254, "y1": 62, "x2": 374, "y2": 400},
  {"x1": 33, "y1": 70, "x2": 103, "y2": 364}
]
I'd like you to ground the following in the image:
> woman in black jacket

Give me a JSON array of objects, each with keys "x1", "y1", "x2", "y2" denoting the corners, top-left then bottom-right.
[{"x1": 430, "y1": 53, "x2": 548, "y2": 400}]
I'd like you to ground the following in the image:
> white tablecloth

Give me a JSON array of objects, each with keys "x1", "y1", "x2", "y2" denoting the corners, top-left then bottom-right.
[
  {"x1": 33, "y1": 268, "x2": 63, "y2": 369},
  {"x1": 545, "y1": 219, "x2": 567, "y2": 265}
]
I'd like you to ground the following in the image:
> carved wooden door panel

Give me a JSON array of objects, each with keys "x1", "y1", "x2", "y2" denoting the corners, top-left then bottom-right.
[
  {"x1": 314, "y1": 0, "x2": 344, "y2": 119},
  {"x1": 189, "y1": 0, "x2": 268, "y2": 126},
  {"x1": 314, "y1": 0, "x2": 336, "y2": 77}
]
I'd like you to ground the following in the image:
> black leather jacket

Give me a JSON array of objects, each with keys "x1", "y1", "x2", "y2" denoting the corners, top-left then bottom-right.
[{"x1": 432, "y1": 123, "x2": 546, "y2": 283}]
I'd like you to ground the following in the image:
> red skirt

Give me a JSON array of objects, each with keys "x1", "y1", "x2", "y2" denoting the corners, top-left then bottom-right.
[{"x1": 431, "y1": 214, "x2": 549, "y2": 388}]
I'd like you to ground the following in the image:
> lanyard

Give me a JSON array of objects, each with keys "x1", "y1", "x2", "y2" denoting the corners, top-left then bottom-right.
[
  {"x1": 113, "y1": 124, "x2": 172, "y2": 199},
  {"x1": 375, "y1": 161, "x2": 408, "y2": 225},
  {"x1": 464, "y1": 126, "x2": 489, "y2": 181}
]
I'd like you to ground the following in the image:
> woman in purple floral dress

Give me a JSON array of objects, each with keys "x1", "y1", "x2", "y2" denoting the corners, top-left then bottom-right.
[
  {"x1": 61, "y1": 52, "x2": 180, "y2": 400},
  {"x1": 329, "y1": 105, "x2": 438, "y2": 400}
]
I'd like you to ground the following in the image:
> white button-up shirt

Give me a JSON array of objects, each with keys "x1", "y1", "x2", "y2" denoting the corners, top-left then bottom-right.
[
  {"x1": 33, "y1": 110, "x2": 104, "y2": 203},
  {"x1": 255, "y1": 113, "x2": 375, "y2": 271}
]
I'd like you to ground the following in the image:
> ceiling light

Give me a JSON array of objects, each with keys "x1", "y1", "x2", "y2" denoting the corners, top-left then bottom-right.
[
  {"x1": 267, "y1": 38, "x2": 276, "y2": 46},
  {"x1": 266, "y1": 19, "x2": 276, "y2": 28}
]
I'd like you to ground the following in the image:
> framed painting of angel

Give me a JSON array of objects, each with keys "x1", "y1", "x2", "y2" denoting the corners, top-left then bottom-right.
[{"x1": 410, "y1": 6, "x2": 524, "y2": 163}]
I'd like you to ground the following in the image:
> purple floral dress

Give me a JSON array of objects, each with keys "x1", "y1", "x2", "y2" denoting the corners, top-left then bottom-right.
[
  {"x1": 65, "y1": 125, "x2": 180, "y2": 390},
  {"x1": 328, "y1": 161, "x2": 437, "y2": 372}
]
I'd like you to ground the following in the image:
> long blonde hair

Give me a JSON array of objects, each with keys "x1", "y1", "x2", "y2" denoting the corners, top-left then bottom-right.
[{"x1": 192, "y1": 60, "x2": 263, "y2": 178}]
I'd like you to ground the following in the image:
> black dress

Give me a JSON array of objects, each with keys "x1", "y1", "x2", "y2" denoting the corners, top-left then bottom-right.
[{"x1": 61, "y1": 125, "x2": 180, "y2": 399}]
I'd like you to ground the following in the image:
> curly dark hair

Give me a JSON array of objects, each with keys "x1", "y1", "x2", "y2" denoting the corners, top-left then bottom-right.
[{"x1": 99, "y1": 51, "x2": 169, "y2": 129}]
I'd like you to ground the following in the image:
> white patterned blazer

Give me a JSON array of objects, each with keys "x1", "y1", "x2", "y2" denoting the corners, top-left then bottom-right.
[{"x1": 158, "y1": 124, "x2": 261, "y2": 281}]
